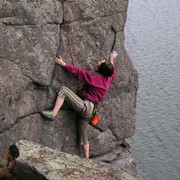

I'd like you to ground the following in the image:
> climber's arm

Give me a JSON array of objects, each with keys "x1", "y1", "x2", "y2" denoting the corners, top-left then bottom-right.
[
  {"x1": 109, "y1": 51, "x2": 118, "y2": 65},
  {"x1": 56, "y1": 56, "x2": 92, "y2": 84}
]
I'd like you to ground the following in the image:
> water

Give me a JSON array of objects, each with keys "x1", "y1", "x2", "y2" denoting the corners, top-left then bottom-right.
[{"x1": 125, "y1": 0, "x2": 180, "y2": 179}]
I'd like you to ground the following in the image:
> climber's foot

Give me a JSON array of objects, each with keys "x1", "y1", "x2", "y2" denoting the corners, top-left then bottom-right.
[{"x1": 40, "y1": 111, "x2": 56, "y2": 121}]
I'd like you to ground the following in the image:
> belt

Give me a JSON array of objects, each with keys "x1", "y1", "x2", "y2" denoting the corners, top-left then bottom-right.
[{"x1": 81, "y1": 100, "x2": 96, "y2": 118}]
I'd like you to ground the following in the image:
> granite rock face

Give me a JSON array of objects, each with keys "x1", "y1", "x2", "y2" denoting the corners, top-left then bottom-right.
[
  {"x1": 0, "y1": 0, "x2": 138, "y2": 175},
  {"x1": 14, "y1": 140, "x2": 140, "y2": 180}
]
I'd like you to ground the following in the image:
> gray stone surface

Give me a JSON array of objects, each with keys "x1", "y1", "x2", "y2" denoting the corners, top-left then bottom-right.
[
  {"x1": 15, "y1": 140, "x2": 140, "y2": 180},
  {"x1": 0, "y1": 0, "x2": 138, "y2": 176}
]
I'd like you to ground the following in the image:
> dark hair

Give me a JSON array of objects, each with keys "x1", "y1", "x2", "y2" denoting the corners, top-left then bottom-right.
[{"x1": 97, "y1": 62, "x2": 114, "y2": 77}]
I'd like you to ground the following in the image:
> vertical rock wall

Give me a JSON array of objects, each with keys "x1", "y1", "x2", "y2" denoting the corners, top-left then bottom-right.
[{"x1": 0, "y1": 0, "x2": 138, "y2": 163}]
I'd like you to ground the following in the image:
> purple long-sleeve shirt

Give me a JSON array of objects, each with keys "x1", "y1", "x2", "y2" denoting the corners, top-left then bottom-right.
[{"x1": 64, "y1": 64, "x2": 116, "y2": 105}]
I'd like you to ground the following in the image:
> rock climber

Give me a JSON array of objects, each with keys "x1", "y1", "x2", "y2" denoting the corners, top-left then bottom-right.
[{"x1": 41, "y1": 51, "x2": 118, "y2": 158}]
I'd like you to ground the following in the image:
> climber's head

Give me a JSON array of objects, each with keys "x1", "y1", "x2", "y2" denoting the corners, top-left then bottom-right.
[{"x1": 95, "y1": 60, "x2": 114, "y2": 77}]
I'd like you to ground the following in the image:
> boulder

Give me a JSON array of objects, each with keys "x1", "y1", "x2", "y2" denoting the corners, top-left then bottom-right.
[
  {"x1": 0, "y1": 0, "x2": 138, "y2": 176},
  {"x1": 12, "y1": 140, "x2": 140, "y2": 180}
]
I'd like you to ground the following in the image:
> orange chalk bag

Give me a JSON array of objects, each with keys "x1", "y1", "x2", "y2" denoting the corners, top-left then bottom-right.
[{"x1": 89, "y1": 112, "x2": 101, "y2": 126}]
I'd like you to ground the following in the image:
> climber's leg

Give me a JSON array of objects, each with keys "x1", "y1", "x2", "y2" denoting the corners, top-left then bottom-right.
[
  {"x1": 41, "y1": 86, "x2": 84, "y2": 120},
  {"x1": 58, "y1": 86, "x2": 84, "y2": 113},
  {"x1": 83, "y1": 144, "x2": 89, "y2": 159},
  {"x1": 52, "y1": 96, "x2": 64, "y2": 115}
]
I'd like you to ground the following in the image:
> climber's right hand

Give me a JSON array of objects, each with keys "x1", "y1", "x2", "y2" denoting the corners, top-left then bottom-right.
[{"x1": 56, "y1": 56, "x2": 66, "y2": 67}]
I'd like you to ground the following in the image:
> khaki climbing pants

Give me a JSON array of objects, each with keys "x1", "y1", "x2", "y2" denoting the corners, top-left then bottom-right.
[{"x1": 58, "y1": 86, "x2": 94, "y2": 145}]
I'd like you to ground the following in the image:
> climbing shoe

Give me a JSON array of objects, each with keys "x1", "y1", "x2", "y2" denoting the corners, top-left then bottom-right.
[{"x1": 40, "y1": 111, "x2": 55, "y2": 121}]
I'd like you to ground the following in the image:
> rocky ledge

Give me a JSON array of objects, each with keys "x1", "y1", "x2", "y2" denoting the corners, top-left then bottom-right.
[{"x1": 13, "y1": 140, "x2": 140, "y2": 180}]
